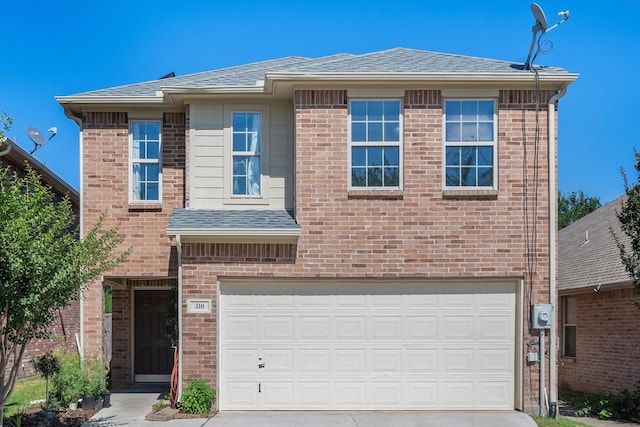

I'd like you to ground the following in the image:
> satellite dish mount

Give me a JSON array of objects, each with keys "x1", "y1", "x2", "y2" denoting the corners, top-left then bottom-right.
[
  {"x1": 26, "y1": 126, "x2": 57, "y2": 155},
  {"x1": 523, "y1": 3, "x2": 570, "y2": 70}
]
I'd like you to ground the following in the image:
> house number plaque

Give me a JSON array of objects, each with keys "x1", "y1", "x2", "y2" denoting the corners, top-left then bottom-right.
[{"x1": 187, "y1": 299, "x2": 211, "y2": 314}]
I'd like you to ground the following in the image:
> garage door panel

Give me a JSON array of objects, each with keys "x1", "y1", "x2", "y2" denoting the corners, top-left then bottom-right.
[
  {"x1": 335, "y1": 316, "x2": 366, "y2": 340},
  {"x1": 406, "y1": 349, "x2": 438, "y2": 373},
  {"x1": 220, "y1": 281, "x2": 516, "y2": 410},
  {"x1": 335, "y1": 349, "x2": 366, "y2": 373},
  {"x1": 405, "y1": 316, "x2": 438, "y2": 340},
  {"x1": 299, "y1": 316, "x2": 331, "y2": 340}
]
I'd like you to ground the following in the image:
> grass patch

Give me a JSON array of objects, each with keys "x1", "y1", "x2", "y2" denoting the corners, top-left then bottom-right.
[
  {"x1": 532, "y1": 416, "x2": 594, "y2": 427},
  {"x1": 3, "y1": 376, "x2": 46, "y2": 419}
]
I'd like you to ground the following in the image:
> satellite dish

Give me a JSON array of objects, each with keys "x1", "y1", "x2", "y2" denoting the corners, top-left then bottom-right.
[
  {"x1": 522, "y1": 3, "x2": 570, "y2": 70},
  {"x1": 531, "y1": 3, "x2": 548, "y2": 33},
  {"x1": 26, "y1": 126, "x2": 57, "y2": 154}
]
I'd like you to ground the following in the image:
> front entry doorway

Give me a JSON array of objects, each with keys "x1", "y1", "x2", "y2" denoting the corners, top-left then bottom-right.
[{"x1": 134, "y1": 290, "x2": 175, "y2": 382}]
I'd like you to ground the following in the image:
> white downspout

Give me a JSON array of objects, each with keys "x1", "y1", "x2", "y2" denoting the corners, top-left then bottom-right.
[
  {"x1": 176, "y1": 234, "x2": 183, "y2": 400},
  {"x1": 548, "y1": 86, "x2": 567, "y2": 415}
]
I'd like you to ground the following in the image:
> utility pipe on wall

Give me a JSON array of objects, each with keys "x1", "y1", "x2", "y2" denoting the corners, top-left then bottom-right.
[
  {"x1": 548, "y1": 86, "x2": 567, "y2": 416},
  {"x1": 176, "y1": 234, "x2": 184, "y2": 400}
]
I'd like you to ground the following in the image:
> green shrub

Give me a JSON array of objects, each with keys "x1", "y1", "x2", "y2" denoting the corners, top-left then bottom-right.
[
  {"x1": 50, "y1": 351, "x2": 86, "y2": 406},
  {"x1": 180, "y1": 380, "x2": 215, "y2": 414},
  {"x1": 85, "y1": 355, "x2": 108, "y2": 398},
  {"x1": 562, "y1": 383, "x2": 640, "y2": 421}
]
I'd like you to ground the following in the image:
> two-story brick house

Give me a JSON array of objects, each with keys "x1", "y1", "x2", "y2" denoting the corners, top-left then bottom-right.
[{"x1": 57, "y1": 48, "x2": 577, "y2": 414}]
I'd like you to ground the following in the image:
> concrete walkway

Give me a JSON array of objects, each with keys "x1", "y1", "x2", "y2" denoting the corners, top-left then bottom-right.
[{"x1": 82, "y1": 391, "x2": 538, "y2": 427}]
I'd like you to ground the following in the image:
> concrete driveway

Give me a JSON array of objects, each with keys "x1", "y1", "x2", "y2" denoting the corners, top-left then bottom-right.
[
  {"x1": 208, "y1": 411, "x2": 537, "y2": 427},
  {"x1": 83, "y1": 392, "x2": 537, "y2": 427}
]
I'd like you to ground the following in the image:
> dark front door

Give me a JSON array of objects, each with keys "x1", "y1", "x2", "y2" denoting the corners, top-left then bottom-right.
[{"x1": 134, "y1": 290, "x2": 173, "y2": 382}]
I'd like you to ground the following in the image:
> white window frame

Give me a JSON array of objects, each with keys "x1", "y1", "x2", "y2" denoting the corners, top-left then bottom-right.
[
  {"x1": 348, "y1": 99, "x2": 403, "y2": 190},
  {"x1": 563, "y1": 296, "x2": 577, "y2": 358},
  {"x1": 223, "y1": 105, "x2": 270, "y2": 205},
  {"x1": 129, "y1": 120, "x2": 162, "y2": 203},
  {"x1": 443, "y1": 99, "x2": 497, "y2": 190}
]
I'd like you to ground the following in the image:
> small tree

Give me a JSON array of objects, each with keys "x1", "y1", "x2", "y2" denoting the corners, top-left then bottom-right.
[
  {"x1": 558, "y1": 190, "x2": 602, "y2": 229},
  {"x1": 613, "y1": 151, "x2": 640, "y2": 306},
  {"x1": 32, "y1": 350, "x2": 60, "y2": 408},
  {"x1": 0, "y1": 165, "x2": 129, "y2": 423}
]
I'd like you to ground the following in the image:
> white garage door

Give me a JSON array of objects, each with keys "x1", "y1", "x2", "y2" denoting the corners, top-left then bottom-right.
[{"x1": 219, "y1": 281, "x2": 516, "y2": 410}]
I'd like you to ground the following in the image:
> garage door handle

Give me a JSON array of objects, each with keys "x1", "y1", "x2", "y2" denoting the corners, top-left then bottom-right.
[{"x1": 258, "y1": 363, "x2": 265, "y2": 368}]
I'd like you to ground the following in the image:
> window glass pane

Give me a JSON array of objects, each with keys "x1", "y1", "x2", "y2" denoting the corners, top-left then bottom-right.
[
  {"x1": 132, "y1": 122, "x2": 144, "y2": 140},
  {"x1": 352, "y1": 168, "x2": 366, "y2": 187},
  {"x1": 478, "y1": 167, "x2": 493, "y2": 186},
  {"x1": 383, "y1": 101, "x2": 400, "y2": 119},
  {"x1": 247, "y1": 157, "x2": 260, "y2": 178},
  {"x1": 233, "y1": 113, "x2": 246, "y2": 130},
  {"x1": 383, "y1": 147, "x2": 399, "y2": 167},
  {"x1": 233, "y1": 133, "x2": 246, "y2": 152},
  {"x1": 246, "y1": 113, "x2": 260, "y2": 132},
  {"x1": 352, "y1": 123, "x2": 366, "y2": 142},
  {"x1": 233, "y1": 156, "x2": 247, "y2": 175},
  {"x1": 565, "y1": 296, "x2": 577, "y2": 323},
  {"x1": 233, "y1": 177, "x2": 246, "y2": 195},
  {"x1": 478, "y1": 122, "x2": 493, "y2": 141},
  {"x1": 351, "y1": 101, "x2": 366, "y2": 121},
  {"x1": 384, "y1": 121, "x2": 400, "y2": 142},
  {"x1": 352, "y1": 147, "x2": 366, "y2": 166},
  {"x1": 446, "y1": 123, "x2": 461, "y2": 142},
  {"x1": 446, "y1": 167, "x2": 460, "y2": 186},
  {"x1": 146, "y1": 141, "x2": 159, "y2": 159},
  {"x1": 132, "y1": 140, "x2": 142, "y2": 160},
  {"x1": 368, "y1": 147, "x2": 383, "y2": 166},
  {"x1": 146, "y1": 122, "x2": 160, "y2": 139},
  {"x1": 477, "y1": 146, "x2": 493, "y2": 165},
  {"x1": 368, "y1": 167, "x2": 383, "y2": 186},
  {"x1": 446, "y1": 146, "x2": 460, "y2": 166},
  {"x1": 384, "y1": 167, "x2": 399, "y2": 186},
  {"x1": 462, "y1": 122, "x2": 477, "y2": 141},
  {"x1": 445, "y1": 101, "x2": 461, "y2": 121},
  {"x1": 461, "y1": 167, "x2": 476, "y2": 186},
  {"x1": 248, "y1": 133, "x2": 260, "y2": 153},
  {"x1": 478, "y1": 101, "x2": 494, "y2": 121},
  {"x1": 146, "y1": 164, "x2": 159, "y2": 179},
  {"x1": 368, "y1": 101, "x2": 383, "y2": 121},
  {"x1": 461, "y1": 101, "x2": 477, "y2": 121},
  {"x1": 564, "y1": 325, "x2": 576, "y2": 357},
  {"x1": 460, "y1": 147, "x2": 476, "y2": 166},
  {"x1": 248, "y1": 174, "x2": 260, "y2": 195},
  {"x1": 368, "y1": 123, "x2": 383, "y2": 141},
  {"x1": 146, "y1": 183, "x2": 158, "y2": 201}
]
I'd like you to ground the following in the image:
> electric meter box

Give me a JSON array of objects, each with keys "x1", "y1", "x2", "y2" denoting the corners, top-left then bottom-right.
[{"x1": 531, "y1": 303, "x2": 553, "y2": 329}]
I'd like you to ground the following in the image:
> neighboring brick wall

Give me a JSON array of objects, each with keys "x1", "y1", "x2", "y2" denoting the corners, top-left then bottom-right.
[
  {"x1": 81, "y1": 112, "x2": 185, "y2": 382},
  {"x1": 559, "y1": 287, "x2": 640, "y2": 394}
]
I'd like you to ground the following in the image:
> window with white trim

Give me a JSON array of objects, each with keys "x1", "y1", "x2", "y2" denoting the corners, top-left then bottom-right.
[
  {"x1": 130, "y1": 121, "x2": 161, "y2": 202},
  {"x1": 563, "y1": 296, "x2": 577, "y2": 357},
  {"x1": 444, "y1": 99, "x2": 496, "y2": 188},
  {"x1": 232, "y1": 112, "x2": 261, "y2": 196},
  {"x1": 349, "y1": 100, "x2": 401, "y2": 189}
]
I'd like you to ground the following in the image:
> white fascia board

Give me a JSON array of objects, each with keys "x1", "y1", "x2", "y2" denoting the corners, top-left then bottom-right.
[
  {"x1": 55, "y1": 95, "x2": 165, "y2": 104},
  {"x1": 167, "y1": 228, "x2": 301, "y2": 244},
  {"x1": 161, "y1": 86, "x2": 265, "y2": 94},
  {"x1": 264, "y1": 72, "x2": 580, "y2": 87}
]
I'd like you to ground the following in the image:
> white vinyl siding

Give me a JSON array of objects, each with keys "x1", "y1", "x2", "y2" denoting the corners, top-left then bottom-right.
[
  {"x1": 189, "y1": 103, "x2": 293, "y2": 209},
  {"x1": 220, "y1": 281, "x2": 516, "y2": 410}
]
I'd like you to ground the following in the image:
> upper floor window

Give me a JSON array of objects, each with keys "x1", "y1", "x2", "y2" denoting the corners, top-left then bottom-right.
[
  {"x1": 232, "y1": 112, "x2": 261, "y2": 196},
  {"x1": 349, "y1": 100, "x2": 401, "y2": 189},
  {"x1": 130, "y1": 121, "x2": 161, "y2": 202},
  {"x1": 563, "y1": 296, "x2": 577, "y2": 357},
  {"x1": 444, "y1": 100, "x2": 496, "y2": 188}
]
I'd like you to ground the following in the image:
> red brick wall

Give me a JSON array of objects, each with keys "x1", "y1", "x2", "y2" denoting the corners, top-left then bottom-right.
[
  {"x1": 176, "y1": 89, "x2": 555, "y2": 413},
  {"x1": 559, "y1": 288, "x2": 640, "y2": 393},
  {"x1": 81, "y1": 112, "x2": 184, "y2": 380}
]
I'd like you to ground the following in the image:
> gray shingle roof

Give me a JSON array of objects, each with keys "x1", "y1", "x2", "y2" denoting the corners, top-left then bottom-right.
[
  {"x1": 65, "y1": 48, "x2": 570, "y2": 98},
  {"x1": 558, "y1": 195, "x2": 631, "y2": 291},
  {"x1": 167, "y1": 209, "x2": 299, "y2": 234}
]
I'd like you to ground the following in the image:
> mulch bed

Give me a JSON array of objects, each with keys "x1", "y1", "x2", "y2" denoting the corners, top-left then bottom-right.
[{"x1": 7, "y1": 405, "x2": 97, "y2": 427}]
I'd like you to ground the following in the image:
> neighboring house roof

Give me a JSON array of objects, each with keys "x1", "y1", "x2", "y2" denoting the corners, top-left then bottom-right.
[
  {"x1": 166, "y1": 209, "x2": 300, "y2": 242},
  {"x1": 558, "y1": 195, "x2": 631, "y2": 292},
  {"x1": 0, "y1": 137, "x2": 79, "y2": 206},
  {"x1": 56, "y1": 47, "x2": 578, "y2": 110}
]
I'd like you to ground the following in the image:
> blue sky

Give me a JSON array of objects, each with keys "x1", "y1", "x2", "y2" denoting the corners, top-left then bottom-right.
[{"x1": 1, "y1": 0, "x2": 638, "y2": 204}]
